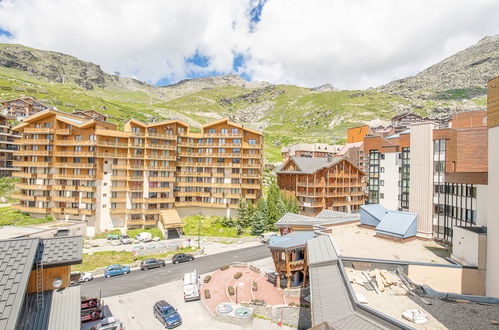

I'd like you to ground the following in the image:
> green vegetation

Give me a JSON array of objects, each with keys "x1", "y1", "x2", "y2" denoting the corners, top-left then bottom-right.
[
  {"x1": 432, "y1": 87, "x2": 487, "y2": 100},
  {"x1": 92, "y1": 229, "x2": 122, "y2": 239},
  {"x1": 182, "y1": 215, "x2": 252, "y2": 237},
  {"x1": 0, "y1": 206, "x2": 54, "y2": 226},
  {"x1": 0, "y1": 177, "x2": 19, "y2": 202},
  {"x1": 73, "y1": 246, "x2": 199, "y2": 272},
  {"x1": 127, "y1": 228, "x2": 164, "y2": 240}
]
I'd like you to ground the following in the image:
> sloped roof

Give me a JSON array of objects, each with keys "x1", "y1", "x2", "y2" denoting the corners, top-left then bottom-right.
[
  {"x1": 269, "y1": 231, "x2": 315, "y2": 249},
  {"x1": 307, "y1": 234, "x2": 338, "y2": 267},
  {"x1": 386, "y1": 129, "x2": 410, "y2": 139},
  {"x1": 0, "y1": 238, "x2": 39, "y2": 330},
  {"x1": 275, "y1": 211, "x2": 360, "y2": 228},
  {"x1": 39, "y1": 237, "x2": 83, "y2": 267},
  {"x1": 375, "y1": 211, "x2": 417, "y2": 238},
  {"x1": 160, "y1": 210, "x2": 183, "y2": 228},
  {"x1": 336, "y1": 142, "x2": 363, "y2": 156},
  {"x1": 316, "y1": 210, "x2": 360, "y2": 221},
  {"x1": 360, "y1": 204, "x2": 389, "y2": 220},
  {"x1": 276, "y1": 156, "x2": 345, "y2": 174}
]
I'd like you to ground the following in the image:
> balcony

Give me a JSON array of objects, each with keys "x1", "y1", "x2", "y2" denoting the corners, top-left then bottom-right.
[
  {"x1": 145, "y1": 132, "x2": 176, "y2": 139},
  {"x1": 111, "y1": 175, "x2": 129, "y2": 181},
  {"x1": 54, "y1": 162, "x2": 96, "y2": 168},
  {"x1": 245, "y1": 194, "x2": 257, "y2": 199},
  {"x1": 55, "y1": 151, "x2": 94, "y2": 157},
  {"x1": 111, "y1": 197, "x2": 127, "y2": 202},
  {"x1": 112, "y1": 164, "x2": 130, "y2": 170},
  {"x1": 52, "y1": 196, "x2": 79, "y2": 202},
  {"x1": 55, "y1": 128, "x2": 72, "y2": 135},
  {"x1": 110, "y1": 208, "x2": 127, "y2": 214},
  {"x1": 14, "y1": 150, "x2": 51, "y2": 156},
  {"x1": 145, "y1": 197, "x2": 174, "y2": 203},
  {"x1": 144, "y1": 209, "x2": 160, "y2": 214},
  {"x1": 145, "y1": 143, "x2": 176, "y2": 150},
  {"x1": 23, "y1": 127, "x2": 54, "y2": 134},
  {"x1": 151, "y1": 176, "x2": 175, "y2": 182},
  {"x1": 111, "y1": 186, "x2": 127, "y2": 191},
  {"x1": 12, "y1": 205, "x2": 50, "y2": 214},
  {"x1": 127, "y1": 219, "x2": 145, "y2": 225},
  {"x1": 12, "y1": 172, "x2": 36, "y2": 178},
  {"x1": 16, "y1": 183, "x2": 50, "y2": 190},
  {"x1": 13, "y1": 161, "x2": 50, "y2": 168},
  {"x1": 203, "y1": 132, "x2": 243, "y2": 138},
  {"x1": 22, "y1": 139, "x2": 50, "y2": 145},
  {"x1": 96, "y1": 141, "x2": 128, "y2": 148},
  {"x1": 52, "y1": 174, "x2": 96, "y2": 180},
  {"x1": 149, "y1": 187, "x2": 168, "y2": 192},
  {"x1": 96, "y1": 152, "x2": 129, "y2": 158},
  {"x1": 241, "y1": 184, "x2": 261, "y2": 189},
  {"x1": 57, "y1": 140, "x2": 96, "y2": 146}
]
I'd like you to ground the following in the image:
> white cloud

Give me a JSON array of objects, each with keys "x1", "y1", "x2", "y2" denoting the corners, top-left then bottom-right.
[{"x1": 0, "y1": 0, "x2": 498, "y2": 89}]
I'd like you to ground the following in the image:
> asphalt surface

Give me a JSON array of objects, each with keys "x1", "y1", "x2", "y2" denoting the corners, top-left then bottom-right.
[{"x1": 81, "y1": 244, "x2": 270, "y2": 298}]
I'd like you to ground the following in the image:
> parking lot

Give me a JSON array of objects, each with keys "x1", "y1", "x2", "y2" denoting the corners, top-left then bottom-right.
[{"x1": 81, "y1": 269, "x2": 293, "y2": 330}]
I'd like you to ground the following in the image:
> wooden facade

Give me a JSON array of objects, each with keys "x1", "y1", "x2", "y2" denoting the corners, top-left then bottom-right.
[
  {"x1": 488, "y1": 76, "x2": 499, "y2": 129},
  {"x1": 27, "y1": 265, "x2": 71, "y2": 293},
  {"x1": 277, "y1": 158, "x2": 365, "y2": 216},
  {"x1": 0, "y1": 96, "x2": 49, "y2": 120},
  {"x1": 12, "y1": 111, "x2": 263, "y2": 231},
  {"x1": 270, "y1": 246, "x2": 308, "y2": 288}
]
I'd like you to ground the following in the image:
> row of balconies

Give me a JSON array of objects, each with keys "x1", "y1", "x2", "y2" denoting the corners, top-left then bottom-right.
[{"x1": 12, "y1": 204, "x2": 95, "y2": 215}]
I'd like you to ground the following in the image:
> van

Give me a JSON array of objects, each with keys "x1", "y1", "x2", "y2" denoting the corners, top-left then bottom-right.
[
  {"x1": 183, "y1": 270, "x2": 200, "y2": 302},
  {"x1": 135, "y1": 232, "x2": 152, "y2": 242}
]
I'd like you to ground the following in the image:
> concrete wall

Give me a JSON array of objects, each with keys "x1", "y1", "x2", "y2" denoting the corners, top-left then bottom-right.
[
  {"x1": 476, "y1": 184, "x2": 488, "y2": 227},
  {"x1": 486, "y1": 126, "x2": 499, "y2": 297},
  {"x1": 379, "y1": 152, "x2": 399, "y2": 210},
  {"x1": 408, "y1": 264, "x2": 485, "y2": 296},
  {"x1": 452, "y1": 226, "x2": 487, "y2": 268},
  {"x1": 409, "y1": 122, "x2": 435, "y2": 238}
]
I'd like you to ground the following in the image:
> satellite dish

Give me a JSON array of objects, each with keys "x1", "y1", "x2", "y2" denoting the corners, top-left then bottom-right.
[{"x1": 53, "y1": 278, "x2": 63, "y2": 288}]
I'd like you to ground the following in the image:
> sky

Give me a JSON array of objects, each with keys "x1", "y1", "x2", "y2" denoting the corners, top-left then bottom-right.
[{"x1": 0, "y1": 0, "x2": 498, "y2": 89}]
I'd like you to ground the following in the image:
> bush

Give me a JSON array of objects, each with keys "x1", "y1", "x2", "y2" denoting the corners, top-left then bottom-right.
[
  {"x1": 251, "y1": 299, "x2": 266, "y2": 305},
  {"x1": 252, "y1": 281, "x2": 258, "y2": 291},
  {"x1": 288, "y1": 302, "x2": 299, "y2": 307},
  {"x1": 228, "y1": 286, "x2": 235, "y2": 295},
  {"x1": 220, "y1": 265, "x2": 229, "y2": 271},
  {"x1": 204, "y1": 289, "x2": 211, "y2": 299},
  {"x1": 234, "y1": 272, "x2": 242, "y2": 279},
  {"x1": 204, "y1": 275, "x2": 211, "y2": 283}
]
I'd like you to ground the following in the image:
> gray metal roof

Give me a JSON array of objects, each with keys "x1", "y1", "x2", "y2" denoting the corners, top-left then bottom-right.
[
  {"x1": 307, "y1": 234, "x2": 338, "y2": 267},
  {"x1": 0, "y1": 238, "x2": 39, "y2": 330},
  {"x1": 47, "y1": 286, "x2": 81, "y2": 330},
  {"x1": 276, "y1": 156, "x2": 345, "y2": 174},
  {"x1": 361, "y1": 205, "x2": 417, "y2": 239},
  {"x1": 17, "y1": 286, "x2": 80, "y2": 330},
  {"x1": 275, "y1": 211, "x2": 360, "y2": 228},
  {"x1": 269, "y1": 231, "x2": 316, "y2": 249},
  {"x1": 40, "y1": 237, "x2": 83, "y2": 267},
  {"x1": 17, "y1": 291, "x2": 52, "y2": 330}
]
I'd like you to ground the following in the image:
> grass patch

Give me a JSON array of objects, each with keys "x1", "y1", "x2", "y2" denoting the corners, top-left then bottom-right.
[
  {"x1": 182, "y1": 215, "x2": 253, "y2": 237},
  {"x1": 0, "y1": 206, "x2": 54, "y2": 226},
  {"x1": 73, "y1": 247, "x2": 199, "y2": 272},
  {"x1": 92, "y1": 229, "x2": 122, "y2": 239},
  {"x1": 126, "y1": 228, "x2": 164, "y2": 240}
]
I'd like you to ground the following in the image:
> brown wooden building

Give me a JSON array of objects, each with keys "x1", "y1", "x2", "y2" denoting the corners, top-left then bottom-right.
[
  {"x1": 277, "y1": 157, "x2": 365, "y2": 216},
  {"x1": 0, "y1": 96, "x2": 50, "y2": 120}
]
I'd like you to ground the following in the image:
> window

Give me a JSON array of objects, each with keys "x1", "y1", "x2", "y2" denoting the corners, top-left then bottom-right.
[
  {"x1": 380, "y1": 193, "x2": 384, "y2": 199},
  {"x1": 380, "y1": 180, "x2": 384, "y2": 186},
  {"x1": 248, "y1": 139, "x2": 256, "y2": 145},
  {"x1": 380, "y1": 167, "x2": 385, "y2": 173}
]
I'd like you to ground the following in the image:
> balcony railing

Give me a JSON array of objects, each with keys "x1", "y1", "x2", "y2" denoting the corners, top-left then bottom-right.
[{"x1": 12, "y1": 205, "x2": 50, "y2": 213}]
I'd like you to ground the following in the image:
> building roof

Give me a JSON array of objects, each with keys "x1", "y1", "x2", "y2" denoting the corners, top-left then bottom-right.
[
  {"x1": 275, "y1": 211, "x2": 360, "y2": 228},
  {"x1": 360, "y1": 205, "x2": 417, "y2": 239},
  {"x1": 276, "y1": 156, "x2": 347, "y2": 175},
  {"x1": 307, "y1": 234, "x2": 407, "y2": 329},
  {"x1": 0, "y1": 236, "x2": 82, "y2": 329},
  {"x1": 269, "y1": 231, "x2": 316, "y2": 249},
  {"x1": 0, "y1": 238, "x2": 39, "y2": 330},
  {"x1": 336, "y1": 142, "x2": 363, "y2": 156},
  {"x1": 386, "y1": 129, "x2": 410, "y2": 139},
  {"x1": 18, "y1": 286, "x2": 81, "y2": 330},
  {"x1": 160, "y1": 210, "x2": 183, "y2": 228},
  {"x1": 39, "y1": 237, "x2": 83, "y2": 267}
]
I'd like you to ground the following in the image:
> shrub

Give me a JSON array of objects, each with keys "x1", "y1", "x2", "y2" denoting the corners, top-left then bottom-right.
[
  {"x1": 252, "y1": 281, "x2": 258, "y2": 291},
  {"x1": 220, "y1": 265, "x2": 230, "y2": 271},
  {"x1": 204, "y1": 289, "x2": 211, "y2": 299},
  {"x1": 251, "y1": 299, "x2": 266, "y2": 305},
  {"x1": 234, "y1": 272, "x2": 243, "y2": 279},
  {"x1": 204, "y1": 275, "x2": 211, "y2": 283},
  {"x1": 288, "y1": 302, "x2": 299, "y2": 307},
  {"x1": 228, "y1": 286, "x2": 235, "y2": 295}
]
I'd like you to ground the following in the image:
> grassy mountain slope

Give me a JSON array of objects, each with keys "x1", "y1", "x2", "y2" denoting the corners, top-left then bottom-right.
[{"x1": 1, "y1": 36, "x2": 497, "y2": 162}]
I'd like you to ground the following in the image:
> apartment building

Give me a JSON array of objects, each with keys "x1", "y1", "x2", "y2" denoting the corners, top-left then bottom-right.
[
  {"x1": 12, "y1": 110, "x2": 263, "y2": 235},
  {"x1": 486, "y1": 76, "x2": 499, "y2": 297},
  {"x1": 276, "y1": 156, "x2": 365, "y2": 216},
  {"x1": 0, "y1": 114, "x2": 19, "y2": 176},
  {"x1": 364, "y1": 110, "x2": 488, "y2": 241},
  {"x1": 0, "y1": 97, "x2": 50, "y2": 120},
  {"x1": 335, "y1": 142, "x2": 366, "y2": 173},
  {"x1": 281, "y1": 143, "x2": 342, "y2": 162},
  {"x1": 71, "y1": 109, "x2": 108, "y2": 121}
]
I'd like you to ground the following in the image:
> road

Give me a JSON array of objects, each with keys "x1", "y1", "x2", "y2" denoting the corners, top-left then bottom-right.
[{"x1": 81, "y1": 244, "x2": 270, "y2": 298}]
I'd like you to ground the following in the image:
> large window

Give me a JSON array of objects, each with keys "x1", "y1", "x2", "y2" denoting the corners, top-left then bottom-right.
[{"x1": 367, "y1": 150, "x2": 380, "y2": 204}]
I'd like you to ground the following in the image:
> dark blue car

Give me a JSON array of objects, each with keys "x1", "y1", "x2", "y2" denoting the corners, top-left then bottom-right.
[
  {"x1": 104, "y1": 264, "x2": 130, "y2": 278},
  {"x1": 153, "y1": 300, "x2": 182, "y2": 328}
]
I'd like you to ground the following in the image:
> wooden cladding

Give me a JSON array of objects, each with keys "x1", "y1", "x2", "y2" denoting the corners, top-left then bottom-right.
[
  {"x1": 488, "y1": 77, "x2": 499, "y2": 129},
  {"x1": 27, "y1": 265, "x2": 70, "y2": 293},
  {"x1": 444, "y1": 172, "x2": 488, "y2": 185}
]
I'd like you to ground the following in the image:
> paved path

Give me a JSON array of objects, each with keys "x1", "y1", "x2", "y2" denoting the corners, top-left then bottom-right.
[{"x1": 82, "y1": 244, "x2": 270, "y2": 298}]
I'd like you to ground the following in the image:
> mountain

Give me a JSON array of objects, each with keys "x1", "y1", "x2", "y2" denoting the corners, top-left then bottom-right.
[
  {"x1": 0, "y1": 36, "x2": 497, "y2": 162},
  {"x1": 376, "y1": 35, "x2": 499, "y2": 99}
]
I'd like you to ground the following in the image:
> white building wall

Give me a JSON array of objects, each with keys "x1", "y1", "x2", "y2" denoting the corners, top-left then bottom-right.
[
  {"x1": 409, "y1": 122, "x2": 435, "y2": 238},
  {"x1": 379, "y1": 152, "x2": 399, "y2": 210},
  {"x1": 476, "y1": 184, "x2": 488, "y2": 227},
  {"x1": 487, "y1": 126, "x2": 499, "y2": 297}
]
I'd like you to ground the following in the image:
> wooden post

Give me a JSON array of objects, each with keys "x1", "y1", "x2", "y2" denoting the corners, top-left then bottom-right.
[
  {"x1": 277, "y1": 274, "x2": 281, "y2": 288},
  {"x1": 287, "y1": 275, "x2": 291, "y2": 289}
]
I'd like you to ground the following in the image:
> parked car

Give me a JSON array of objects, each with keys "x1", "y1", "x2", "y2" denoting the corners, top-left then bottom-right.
[
  {"x1": 171, "y1": 253, "x2": 194, "y2": 264},
  {"x1": 89, "y1": 317, "x2": 124, "y2": 330},
  {"x1": 120, "y1": 234, "x2": 133, "y2": 244},
  {"x1": 106, "y1": 234, "x2": 120, "y2": 240},
  {"x1": 135, "y1": 232, "x2": 152, "y2": 242},
  {"x1": 70, "y1": 271, "x2": 94, "y2": 285},
  {"x1": 104, "y1": 265, "x2": 130, "y2": 278},
  {"x1": 183, "y1": 270, "x2": 200, "y2": 301},
  {"x1": 153, "y1": 300, "x2": 182, "y2": 328},
  {"x1": 141, "y1": 258, "x2": 165, "y2": 271}
]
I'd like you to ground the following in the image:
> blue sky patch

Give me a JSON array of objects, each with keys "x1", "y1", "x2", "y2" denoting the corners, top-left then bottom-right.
[
  {"x1": 249, "y1": 0, "x2": 267, "y2": 31},
  {"x1": 0, "y1": 28, "x2": 13, "y2": 38},
  {"x1": 186, "y1": 50, "x2": 210, "y2": 68}
]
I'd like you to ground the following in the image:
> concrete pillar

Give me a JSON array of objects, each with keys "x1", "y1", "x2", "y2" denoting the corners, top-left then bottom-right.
[{"x1": 409, "y1": 122, "x2": 435, "y2": 238}]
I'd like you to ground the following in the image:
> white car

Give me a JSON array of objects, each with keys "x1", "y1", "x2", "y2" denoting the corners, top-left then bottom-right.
[
  {"x1": 135, "y1": 232, "x2": 152, "y2": 242},
  {"x1": 120, "y1": 234, "x2": 133, "y2": 244},
  {"x1": 70, "y1": 271, "x2": 94, "y2": 284}
]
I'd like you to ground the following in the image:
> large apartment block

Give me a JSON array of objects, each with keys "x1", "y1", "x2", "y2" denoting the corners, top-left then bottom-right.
[
  {"x1": 281, "y1": 143, "x2": 342, "y2": 162},
  {"x1": 0, "y1": 114, "x2": 19, "y2": 176},
  {"x1": 364, "y1": 110, "x2": 488, "y2": 242},
  {"x1": 12, "y1": 110, "x2": 263, "y2": 235},
  {"x1": 0, "y1": 96, "x2": 50, "y2": 121},
  {"x1": 277, "y1": 157, "x2": 365, "y2": 216}
]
